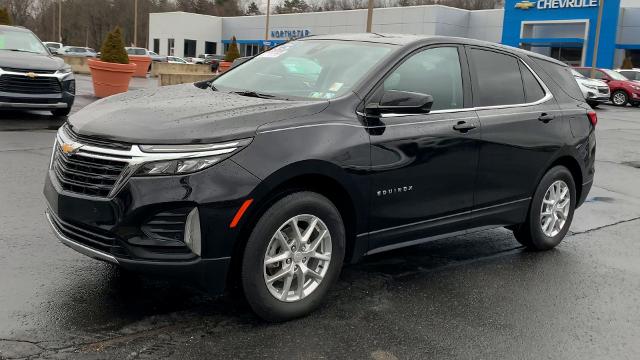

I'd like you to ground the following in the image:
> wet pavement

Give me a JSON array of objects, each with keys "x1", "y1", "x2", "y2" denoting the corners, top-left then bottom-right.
[{"x1": 1, "y1": 81, "x2": 640, "y2": 359}]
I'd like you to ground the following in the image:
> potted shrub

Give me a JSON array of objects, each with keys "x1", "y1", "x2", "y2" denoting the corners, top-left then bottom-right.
[
  {"x1": 219, "y1": 36, "x2": 240, "y2": 73},
  {"x1": 127, "y1": 48, "x2": 152, "y2": 78},
  {"x1": 87, "y1": 27, "x2": 137, "y2": 98}
]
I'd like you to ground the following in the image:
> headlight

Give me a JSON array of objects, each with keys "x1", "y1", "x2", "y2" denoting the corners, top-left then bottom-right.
[
  {"x1": 133, "y1": 138, "x2": 251, "y2": 176},
  {"x1": 583, "y1": 84, "x2": 597, "y2": 90},
  {"x1": 56, "y1": 65, "x2": 72, "y2": 74}
]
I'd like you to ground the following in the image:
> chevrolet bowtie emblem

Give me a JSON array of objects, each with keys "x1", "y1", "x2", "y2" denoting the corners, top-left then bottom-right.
[
  {"x1": 60, "y1": 142, "x2": 81, "y2": 156},
  {"x1": 515, "y1": 0, "x2": 536, "y2": 9},
  {"x1": 25, "y1": 72, "x2": 38, "y2": 79}
]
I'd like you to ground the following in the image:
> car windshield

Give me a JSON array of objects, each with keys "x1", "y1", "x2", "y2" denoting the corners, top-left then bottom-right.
[
  {"x1": 213, "y1": 40, "x2": 395, "y2": 100},
  {"x1": 571, "y1": 69, "x2": 585, "y2": 78},
  {"x1": 602, "y1": 69, "x2": 628, "y2": 81},
  {"x1": 0, "y1": 28, "x2": 48, "y2": 54}
]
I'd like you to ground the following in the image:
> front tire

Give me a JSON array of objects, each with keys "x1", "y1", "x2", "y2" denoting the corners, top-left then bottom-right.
[
  {"x1": 611, "y1": 90, "x2": 629, "y2": 106},
  {"x1": 514, "y1": 166, "x2": 576, "y2": 251},
  {"x1": 241, "y1": 192, "x2": 345, "y2": 321}
]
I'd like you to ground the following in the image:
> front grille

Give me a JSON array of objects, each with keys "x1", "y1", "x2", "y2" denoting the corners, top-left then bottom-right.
[
  {"x1": 598, "y1": 87, "x2": 609, "y2": 94},
  {"x1": 49, "y1": 212, "x2": 124, "y2": 255},
  {"x1": 63, "y1": 125, "x2": 131, "y2": 151},
  {"x1": 0, "y1": 96, "x2": 60, "y2": 104},
  {"x1": 2, "y1": 67, "x2": 57, "y2": 74},
  {"x1": 142, "y1": 208, "x2": 191, "y2": 242},
  {"x1": 53, "y1": 146, "x2": 129, "y2": 197},
  {"x1": 0, "y1": 74, "x2": 62, "y2": 94}
]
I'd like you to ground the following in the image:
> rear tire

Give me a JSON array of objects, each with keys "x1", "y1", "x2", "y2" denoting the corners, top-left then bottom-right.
[
  {"x1": 241, "y1": 192, "x2": 345, "y2": 321},
  {"x1": 513, "y1": 166, "x2": 576, "y2": 251}
]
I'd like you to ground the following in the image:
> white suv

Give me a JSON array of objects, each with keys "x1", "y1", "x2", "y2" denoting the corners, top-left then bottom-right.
[{"x1": 571, "y1": 68, "x2": 610, "y2": 108}]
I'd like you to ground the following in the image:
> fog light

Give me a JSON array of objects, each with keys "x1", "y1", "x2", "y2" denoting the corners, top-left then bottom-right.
[{"x1": 184, "y1": 207, "x2": 201, "y2": 256}]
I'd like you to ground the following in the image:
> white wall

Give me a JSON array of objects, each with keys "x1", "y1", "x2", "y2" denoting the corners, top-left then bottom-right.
[
  {"x1": 617, "y1": 7, "x2": 640, "y2": 44},
  {"x1": 148, "y1": 12, "x2": 222, "y2": 56}
]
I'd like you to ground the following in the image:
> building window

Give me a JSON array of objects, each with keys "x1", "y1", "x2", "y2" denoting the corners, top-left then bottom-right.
[
  {"x1": 245, "y1": 44, "x2": 260, "y2": 57},
  {"x1": 224, "y1": 43, "x2": 229, "y2": 54},
  {"x1": 205, "y1": 41, "x2": 216, "y2": 55},
  {"x1": 168, "y1": 38, "x2": 174, "y2": 56},
  {"x1": 184, "y1": 39, "x2": 197, "y2": 58},
  {"x1": 153, "y1": 39, "x2": 160, "y2": 54}
]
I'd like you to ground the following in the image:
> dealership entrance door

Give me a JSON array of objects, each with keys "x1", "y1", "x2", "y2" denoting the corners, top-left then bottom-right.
[{"x1": 519, "y1": 21, "x2": 589, "y2": 66}]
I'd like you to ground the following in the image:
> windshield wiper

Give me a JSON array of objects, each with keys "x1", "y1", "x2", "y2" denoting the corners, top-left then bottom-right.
[{"x1": 230, "y1": 90, "x2": 279, "y2": 99}]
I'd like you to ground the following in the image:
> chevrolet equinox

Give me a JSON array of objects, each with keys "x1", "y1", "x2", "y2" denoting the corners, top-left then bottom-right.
[{"x1": 44, "y1": 34, "x2": 596, "y2": 321}]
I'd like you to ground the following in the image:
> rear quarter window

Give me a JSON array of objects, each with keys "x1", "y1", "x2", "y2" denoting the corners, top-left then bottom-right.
[{"x1": 533, "y1": 58, "x2": 584, "y2": 101}]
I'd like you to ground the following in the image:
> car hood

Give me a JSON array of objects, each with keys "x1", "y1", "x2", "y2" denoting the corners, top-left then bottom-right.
[
  {"x1": 577, "y1": 77, "x2": 607, "y2": 88},
  {"x1": 68, "y1": 84, "x2": 329, "y2": 144},
  {"x1": 0, "y1": 51, "x2": 64, "y2": 70}
]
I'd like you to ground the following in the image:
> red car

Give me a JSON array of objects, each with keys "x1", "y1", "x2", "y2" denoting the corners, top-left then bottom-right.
[{"x1": 574, "y1": 67, "x2": 640, "y2": 107}]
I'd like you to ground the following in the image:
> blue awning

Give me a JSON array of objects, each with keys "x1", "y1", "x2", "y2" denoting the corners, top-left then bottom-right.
[
  {"x1": 520, "y1": 37, "x2": 585, "y2": 48},
  {"x1": 616, "y1": 44, "x2": 640, "y2": 50},
  {"x1": 222, "y1": 39, "x2": 287, "y2": 46}
]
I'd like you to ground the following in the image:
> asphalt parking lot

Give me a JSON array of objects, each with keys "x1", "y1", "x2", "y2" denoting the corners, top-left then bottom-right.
[{"x1": 1, "y1": 79, "x2": 640, "y2": 359}]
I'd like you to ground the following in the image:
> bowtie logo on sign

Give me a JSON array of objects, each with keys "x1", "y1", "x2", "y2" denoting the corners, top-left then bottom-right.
[
  {"x1": 516, "y1": 0, "x2": 600, "y2": 10},
  {"x1": 515, "y1": 0, "x2": 536, "y2": 9}
]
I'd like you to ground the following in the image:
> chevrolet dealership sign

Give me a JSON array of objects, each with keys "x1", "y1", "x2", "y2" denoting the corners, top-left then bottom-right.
[{"x1": 515, "y1": 0, "x2": 599, "y2": 10}]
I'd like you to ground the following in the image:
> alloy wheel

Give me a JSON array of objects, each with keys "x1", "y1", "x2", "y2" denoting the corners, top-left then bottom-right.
[
  {"x1": 263, "y1": 214, "x2": 332, "y2": 302},
  {"x1": 540, "y1": 180, "x2": 570, "y2": 237},
  {"x1": 613, "y1": 92, "x2": 627, "y2": 106}
]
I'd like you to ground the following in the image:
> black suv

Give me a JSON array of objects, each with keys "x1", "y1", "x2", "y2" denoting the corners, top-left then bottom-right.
[
  {"x1": 44, "y1": 34, "x2": 596, "y2": 321},
  {"x1": 0, "y1": 25, "x2": 75, "y2": 116}
]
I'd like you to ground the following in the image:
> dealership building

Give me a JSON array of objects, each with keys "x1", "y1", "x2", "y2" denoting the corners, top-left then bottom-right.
[{"x1": 149, "y1": 0, "x2": 640, "y2": 68}]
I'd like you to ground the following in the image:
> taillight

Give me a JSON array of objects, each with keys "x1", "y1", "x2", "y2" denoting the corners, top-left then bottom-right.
[{"x1": 587, "y1": 111, "x2": 597, "y2": 127}]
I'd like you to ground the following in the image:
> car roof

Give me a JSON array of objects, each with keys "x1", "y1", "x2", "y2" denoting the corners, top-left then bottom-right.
[
  {"x1": 302, "y1": 33, "x2": 568, "y2": 67},
  {"x1": 0, "y1": 25, "x2": 31, "y2": 33}
]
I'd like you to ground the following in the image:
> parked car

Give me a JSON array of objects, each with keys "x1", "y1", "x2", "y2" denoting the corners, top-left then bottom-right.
[
  {"x1": 167, "y1": 56, "x2": 190, "y2": 64},
  {"x1": 616, "y1": 68, "x2": 640, "y2": 83},
  {"x1": 0, "y1": 25, "x2": 75, "y2": 116},
  {"x1": 45, "y1": 34, "x2": 595, "y2": 321},
  {"x1": 574, "y1": 66, "x2": 640, "y2": 106},
  {"x1": 43, "y1": 41, "x2": 63, "y2": 54},
  {"x1": 126, "y1": 47, "x2": 162, "y2": 61},
  {"x1": 148, "y1": 50, "x2": 167, "y2": 62},
  {"x1": 193, "y1": 53, "x2": 225, "y2": 71},
  {"x1": 58, "y1": 46, "x2": 97, "y2": 57},
  {"x1": 571, "y1": 68, "x2": 610, "y2": 108}
]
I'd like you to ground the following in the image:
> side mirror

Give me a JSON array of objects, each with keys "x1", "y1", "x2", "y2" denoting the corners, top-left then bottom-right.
[{"x1": 366, "y1": 90, "x2": 434, "y2": 115}]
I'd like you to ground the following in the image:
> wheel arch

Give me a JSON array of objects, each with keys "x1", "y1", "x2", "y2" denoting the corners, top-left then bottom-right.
[
  {"x1": 225, "y1": 160, "x2": 367, "y2": 292},
  {"x1": 544, "y1": 155, "x2": 584, "y2": 204}
]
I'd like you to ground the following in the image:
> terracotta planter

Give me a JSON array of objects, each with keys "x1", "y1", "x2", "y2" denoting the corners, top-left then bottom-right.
[
  {"x1": 88, "y1": 58, "x2": 136, "y2": 98},
  {"x1": 218, "y1": 61, "x2": 232, "y2": 73},
  {"x1": 128, "y1": 55, "x2": 152, "y2": 77}
]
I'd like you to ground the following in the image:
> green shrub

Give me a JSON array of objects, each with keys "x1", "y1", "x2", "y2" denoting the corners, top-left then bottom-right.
[
  {"x1": 0, "y1": 7, "x2": 12, "y2": 25},
  {"x1": 100, "y1": 27, "x2": 129, "y2": 64},
  {"x1": 225, "y1": 36, "x2": 240, "y2": 62}
]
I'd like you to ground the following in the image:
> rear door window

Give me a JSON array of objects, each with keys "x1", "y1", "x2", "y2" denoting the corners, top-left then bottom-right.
[
  {"x1": 520, "y1": 62, "x2": 546, "y2": 103},
  {"x1": 468, "y1": 48, "x2": 525, "y2": 107}
]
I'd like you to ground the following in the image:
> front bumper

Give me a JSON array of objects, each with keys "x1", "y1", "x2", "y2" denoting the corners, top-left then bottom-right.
[{"x1": 44, "y1": 157, "x2": 260, "y2": 294}]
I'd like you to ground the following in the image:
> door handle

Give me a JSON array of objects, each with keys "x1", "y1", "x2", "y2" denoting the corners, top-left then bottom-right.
[
  {"x1": 538, "y1": 113, "x2": 555, "y2": 123},
  {"x1": 452, "y1": 121, "x2": 476, "y2": 133}
]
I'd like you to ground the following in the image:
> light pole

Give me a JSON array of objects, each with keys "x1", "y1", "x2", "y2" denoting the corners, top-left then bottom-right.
[
  {"x1": 264, "y1": 0, "x2": 271, "y2": 49},
  {"x1": 366, "y1": 0, "x2": 374, "y2": 32},
  {"x1": 590, "y1": 0, "x2": 604, "y2": 78},
  {"x1": 58, "y1": 0, "x2": 62, "y2": 43},
  {"x1": 134, "y1": 0, "x2": 138, "y2": 47}
]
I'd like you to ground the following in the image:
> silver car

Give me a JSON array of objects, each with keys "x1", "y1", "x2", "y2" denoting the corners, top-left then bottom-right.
[{"x1": 571, "y1": 68, "x2": 610, "y2": 108}]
